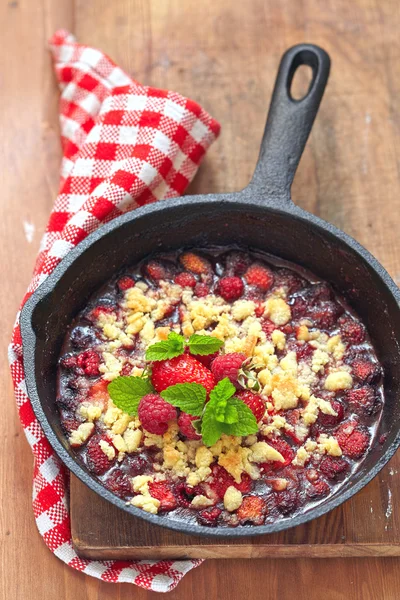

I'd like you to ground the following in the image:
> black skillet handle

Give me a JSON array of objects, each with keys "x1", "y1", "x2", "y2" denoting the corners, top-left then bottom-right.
[{"x1": 247, "y1": 44, "x2": 330, "y2": 201}]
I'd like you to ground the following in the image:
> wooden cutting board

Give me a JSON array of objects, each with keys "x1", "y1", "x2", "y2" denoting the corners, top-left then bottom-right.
[{"x1": 71, "y1": 453, "x2": 400, "y2": 559}]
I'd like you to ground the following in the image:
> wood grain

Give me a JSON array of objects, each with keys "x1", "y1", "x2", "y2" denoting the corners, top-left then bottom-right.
[{"x1": 3, "y1": 0, "x2": 400, "y2": 598}]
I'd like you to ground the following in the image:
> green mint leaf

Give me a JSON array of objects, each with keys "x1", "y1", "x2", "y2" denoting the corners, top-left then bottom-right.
[
  {"x1": 107, "y1": 376, "x2": 153, "y2": 416},
  {"x1": 221, "y1": 397, "x2": 258, "y2": 436},
  {"x1": 209, "y1": 377, "x2": 236, "y2": 404},
  {"x1": 223, "y1": 403, "x2": 239, "y2": 424},
  {"x1": 201, "y1": 399, "x2": 225, "y2": 446},
  {"x1": 192, "y1": 419, "x2": 202, "y2": 434},
  {"x1": 188, "y1": 334, "x2": 224, "y2": 356},
  {"x1": 145, "y1": 331, "x2": 185, "y2": 361},
  {"x1": 161, "y1": 383, "x2": 206, "y2": 416}
]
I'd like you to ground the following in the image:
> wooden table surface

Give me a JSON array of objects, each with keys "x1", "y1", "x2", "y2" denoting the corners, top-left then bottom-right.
[{"x1": 2, "y1": 0, "x2": 400, "y2": 598}]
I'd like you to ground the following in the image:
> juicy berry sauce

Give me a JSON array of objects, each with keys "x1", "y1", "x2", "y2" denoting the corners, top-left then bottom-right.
[{"x1": 57, "y1": 247, "x2": 384, "y2": 528}]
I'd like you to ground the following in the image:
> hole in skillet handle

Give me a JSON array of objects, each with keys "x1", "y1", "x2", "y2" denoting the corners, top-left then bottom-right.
[
  {"x1": 286, "y1": 48, "x2": 321, "y2": 103},
  {"x1": 247, "y1": 44, "x2": 330, "y2": 200}
]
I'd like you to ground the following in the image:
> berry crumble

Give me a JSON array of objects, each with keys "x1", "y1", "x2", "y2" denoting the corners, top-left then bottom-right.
[{"x1": 57, "y1": 247, "x2": 384, "y2": 528}]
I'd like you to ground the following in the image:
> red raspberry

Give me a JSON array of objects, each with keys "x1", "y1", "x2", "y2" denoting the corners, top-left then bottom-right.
[
  {"x1": 148, "y1": 481, "x2": 177, "y2": 511},
  {"x1": 260, "y1": 438, "x2": 295, "y2": 471},
  {"x1": 180, "y1": 252, "x2": 212, "y2": 275},
  {"x1": 236, "y1": 390, "x2": 266, "y2": 421},
  {"x1": 215, "y1": 276, "x2": 244, "y2": 301},
  {"x1": 351, "y1": 359, "x2": 381, "y2": 383},
  {"x1": 211, "y1": 353, "x2": 246, "y2": 386},
  {"x1": 125, "y1": 453, "x2": 150, "y2": 477},
  {"x1": 174, "y1": 272, "x2": 197, "y2": 287},
  {"x1": 261, "y1": 319, "x2": 275, "y2": 338},
  {"x1": 144, "y1": 260, "x2": 173, "y2": 281},
  {"x1": 307, "y1": 479, "x2": 330, "y2": 498},
  {"x1": 194, "y1": 282, "x2": 210, "y2": 297},
  {"x1": 335, "y1": 421, "x2": 370, "y2": 458},
  {"x1": 86, "y1": 435, "x2": 116, "y2": 475},
  {"x1": 244, "y1": 263, "x2": 274, "y2": 291},
  {"x1": 178, "y1": 412, "x2": 201, "y2": 440},
  {"x1": 274, "y1": 489, "x2": 299, "y2": 515},
  {"x1": 173, "y1": 482, "x2": 204, "y2": 508},
  {"x1": 237, "y1": 495, "x2": 266, "y2": 524},
  {"x1": 197, "y1": 507, "x2": 222, "y2": 527},
  {"x1": 345, "y1": 386, "x2": 376, "y2": 412},
  {"x1": 70, "y1": 326, "x2": 97, "y2": 349},
  {"x1": 295, "y1": 342, "x2": 314, "y2": 362},
  {"x1": 319, "y1": 456, "x2": 349, "y2": 480},
  {"x1": 104, "y1": 469, "x2": 132, "y2": 498},
  {"x1": 151, "y1": 354, "x2": 216, "y2": 395},
  {"x1": 117, "y1": 276, "x2": 135, "y2": 291},
  {"x1": 317, "y1": 400, "x2": 344, "y2": 428},
  {"x1": 138, "y1": 394, "x2": 177, "y2": 435},
  {"x1": 274, "y1": 269, "x2": 306, "y2": 294},
  {"x1": 60, "y1": 353, "x2": 77, "y2": 370},
  {"x1": 291, "y1": 297, "x2": 308, "y2": 319},
  {"x1": 255, "y1": 302, "x2": 264, "y2": 318},
  {"x1": 224, "y1": 251, "x2": 252, "y2": 276},
  {"x1": 340, "y1": 318, "x2": 366, "y2": 344},
  {"x1": 76, "y1": 350, "x2": 100, "y2": 376}
]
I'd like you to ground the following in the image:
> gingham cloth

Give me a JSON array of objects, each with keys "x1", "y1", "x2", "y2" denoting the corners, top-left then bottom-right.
[{"x1": 8, "y1": 29, "x2": 220, "y2": 592}]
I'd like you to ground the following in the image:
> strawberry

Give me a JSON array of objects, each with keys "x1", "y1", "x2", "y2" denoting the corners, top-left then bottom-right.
[
  {"x1": 194, "y1": 282, "x2": 210, "y2": 297},
  {"x1": 86, "y1": 434, "x2": 116, "y2": 475},
  {"x1": 260, "y1": 438, "x2": 295, "y2": 472},
  {"x1": 237, "y1": 495, "x2": 266, "y2": 524},
  {"x1": 138, "y1": 394, "x2": 177, "y2": 435},
  {"x1": 86, "y1": 304, "x2": 115, "y2": 323},
  {"x1": 178, "y1": 412, "x2": 201, "y2": 440},
  {"x1": 215, "y1": 276, "x2": 244, "y2": 301},
  {"x1": 234, "y1": 472, "x2": 253, "y2": 494},
  {"x1": 148, "y1": 481, "x2": 177, "y2": 511},
  {"x1": 309, "y1": 301, "x2": 343, "y2": 329},
  {"x1": 335, "y1": 420, "x2": 370, "y2": 459},
  {"x1": 192, "y1": 350, "x2": 219, "y2": 368},
  {"x1": 197, "y1": 507, "x2": 222, "y2": 527},
  {"x1": 116, "y1": 276, "x2": 135, "y2": 291},
  {"x1": 209, "y1": 464, "x2": 235, "y2": 499},
  {"x1": 351, "y1": 359, "x2": 381, "y2": 383},
  {"x1": 125, "y1": 453, "x2": 151, "y2": 477},
  {"x1": 61, "y1": 416, "x2": 81, "y2": 435},
  {"x1": 211, "y1": 353, "x2": 246, "y2": 386},
  {"x1": 88, "y1": 378, "x2": 109, "y2": 406},
  {"x1": 174, "y1": 272, "x2": 197, "y2": 288},
  {"x1": 179, "y1": 252, "x2": 212, "y2": 275},
  {"x1": 317, "y1": 400, "x2": 344, "y2": 428},
  {"x1": 104, "y1": 469, "x2": 132, "y2": 498},
  {"x1": 151, "y1": 354, "x2": 216, "y2": 395},
  {"x1": 307, "y1": 479, "x2": 330, "y2": 498},
  {"x1": 345, "y1": 386, "x2": 377, "y2": 413},
  {"x1": 244, "y1": 263, "x2": 274, "y2": 291},
  {"x1": 319, "y1": 456, "x2": 349, "y2": 480},
  {"x1": 340, "y1": 318, "x2": 366, "y2": 344},
  {"x1": 236, "y1": 390, "x2": 266, "y2": 421}
]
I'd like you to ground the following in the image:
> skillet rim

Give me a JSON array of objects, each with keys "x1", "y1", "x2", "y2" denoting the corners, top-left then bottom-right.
[{"x1": 20, "y1": 192, "x2": 400, "y2": 538}]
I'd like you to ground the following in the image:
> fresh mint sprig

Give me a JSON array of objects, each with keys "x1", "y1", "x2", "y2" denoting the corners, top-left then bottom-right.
[
  {"x1": 161, "y1": 383, "x2": 206, "y2": 416},
  {"x1": 145, "y1": 332, "x2": 224, "y2": 362}
]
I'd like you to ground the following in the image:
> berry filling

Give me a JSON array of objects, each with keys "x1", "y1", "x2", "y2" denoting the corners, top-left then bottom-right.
[{"x1": 57, "y1": 246, "x2": 384, "y2": 528}]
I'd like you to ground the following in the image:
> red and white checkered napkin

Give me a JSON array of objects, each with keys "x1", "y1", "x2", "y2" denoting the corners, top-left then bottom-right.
[{"x1": 8, "y1": 29, "x2": 220, "y2": 592}]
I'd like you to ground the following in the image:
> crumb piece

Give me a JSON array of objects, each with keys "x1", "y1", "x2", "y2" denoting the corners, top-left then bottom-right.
[
  {"x1": 191, "y1": 495, "x2": 214, "y2": 509},
  {"x1": 131, "y1": 495, "x2": 160, "y2": 514},
  {"x1": 264, "y1": 298, "x2": 291, "y2": 325},
  {"x1": 223, "y1": 486, "x2": 243, "y2": 512},
  {"x1": 250, "y1": 441, "x2": 285, "y2": 463},
  {"x1": 324, "y1": 371, "x2": 353, "y2": 391},
  {"x1": 69, "y1": 422, "x2": 94, "y2": 447},
  {"x1": 99, "y1": 439, "x2": 116, "y2": 460}
]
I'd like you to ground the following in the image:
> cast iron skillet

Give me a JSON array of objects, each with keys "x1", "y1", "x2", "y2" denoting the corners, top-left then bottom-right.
[{"x1": 21, "y1": 44, "x2": 400, "y2": 537}]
